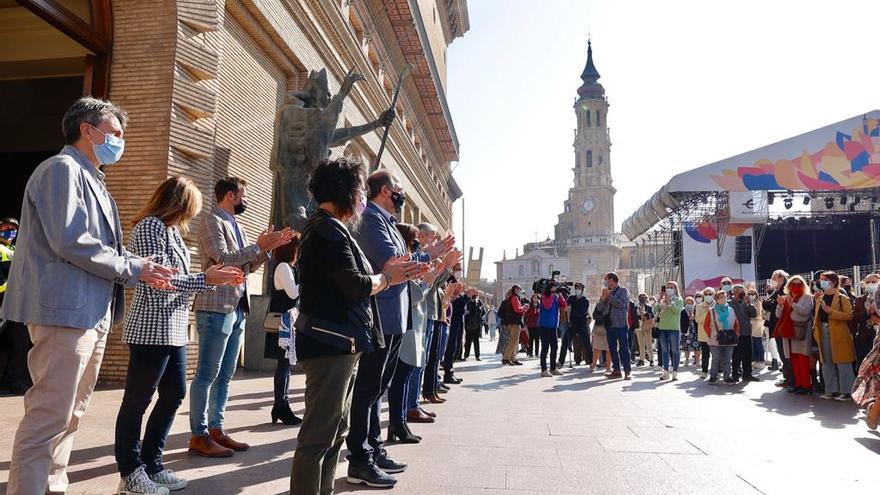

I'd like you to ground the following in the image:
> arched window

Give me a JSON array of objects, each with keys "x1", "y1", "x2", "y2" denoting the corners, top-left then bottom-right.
[
  {"x1": 585, "y1": 110, "x2": 591, "y2": 127},
  {"x1": 518, "y1": 265, "x2": 524, "y2": 277},
  {"x1": 596, "y1": 110, "x2": 601, "y2": 127},
  {"x1": 531, "y1": 260, "x2": 539, "y2": 275},
  {"x1": 587, "y1": 150, "x2": 593, "y2": 168}
]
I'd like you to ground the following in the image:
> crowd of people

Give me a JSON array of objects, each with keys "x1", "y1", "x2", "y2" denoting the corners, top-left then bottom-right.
[
  {"x1": 6, "y1": 96, "x2": 880, "y2": 495},
  {"x1": 489, "y1": 269, "x2": 880, "y2": 427},
  {"x1": 1, "y1": 97, "x2": 472, "y2": 495}
]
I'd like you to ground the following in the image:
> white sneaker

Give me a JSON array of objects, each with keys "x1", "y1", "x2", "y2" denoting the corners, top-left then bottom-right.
[
  {"x1": 699, "y1": 371, "x2": 708, "y2": 379},
  {"x1": 119, "y1": 466, "x2": 170, "y2": 495},
  {"x1": 660, "y1": 370, "x2": 669, "y2": 380},
  {"x1": 149, "y1": 469, "x2": 188, "y2": 491},
  {"x1": 541, "y1": 370, "x2": 552, "y2": 377},
  {"x1": 671, "y1": 371, "x2": 678, "y2": 381},
  {"x1": 550, "y1": 369, "x2": 563, "y2": 376}
]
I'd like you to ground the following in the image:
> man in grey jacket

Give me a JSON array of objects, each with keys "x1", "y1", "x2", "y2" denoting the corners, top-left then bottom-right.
[
  {"x1": 729, "y1": 284, "x2": 759, "y2": 382},
  {"x1": 2, "y1": 97, "x2": 176, "y2": 495},
  {"x1": 601, "y1": 272, "x2": 632, "y2": 379}
]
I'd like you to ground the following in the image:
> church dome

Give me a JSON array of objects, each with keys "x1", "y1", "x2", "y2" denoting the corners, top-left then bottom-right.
[{"x1": 577, "y1": 40, "x2": 605, "y2": 100}]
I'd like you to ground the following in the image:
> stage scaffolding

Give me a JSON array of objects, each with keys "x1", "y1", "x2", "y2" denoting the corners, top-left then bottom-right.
[{"x1": 630, "y1": 189, "x2": 880, "y2": 296}]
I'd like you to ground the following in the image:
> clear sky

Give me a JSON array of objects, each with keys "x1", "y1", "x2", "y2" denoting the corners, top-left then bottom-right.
[{"x1": 445, "y1": 0, "x2": 880, "y2": 281}]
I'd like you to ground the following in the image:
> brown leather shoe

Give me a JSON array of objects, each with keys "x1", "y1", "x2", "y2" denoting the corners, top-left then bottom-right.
[
  {"x1": 418, "y1": 406, "x2": 437, "y2": 418},
  {"x1": 407, "y1": 409, "x2": 435, "y2": 423},
  {"x1": 188, "y1": 434, "x2": 234, "y2": 458},
  {"x1": 209, "y1": 428, "x2": 249, "y2": 452},
  {"x1": 424, "y1": 394, "x2": 446, "y2": 404}
]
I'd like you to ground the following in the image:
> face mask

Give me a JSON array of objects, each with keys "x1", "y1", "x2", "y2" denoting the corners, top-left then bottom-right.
[
  {"x1": 517, "y1": 290, "x2": 524, "y2": 297},
  {"x1": 576, "y1": 290, "x2": 583, "y2": 297},
  {"x1": 665, "y1": 288, "x2": 675, "y2": 296},
  {"x1": 233, "y1": 200, "x2": 247, "y2": 215},
  {"x1": 686, "y1": 304, "x2": 694, "y2": 311},
  {"x1": 866, "y1": 284, "x2": 878, "y2": 294},
  {"x1": 390, "y1": 190, "x2": 406, "y2": 213},
  {"x1": 722, "y1": 284, "x2": 732, "y2": 292},
  {"x1": 695, "y1": 297, "x2": 704, "y2": 304},
  {"x1": 0, "y1": 229, "x2": 17, "y2": 242},
  {"x1": 88, "y1": 124, "x2": 125, "y2": 165},
  {"x1": 790, "y1": 286, "x2": 804, "y2": 297},
  {"x1": 749, "y1": 295, "x2": 757, "y2": 303},
  {"x1": 648, "y1": 299, "x2": 656, "y2": 305},
  {"x1": 454, "y1": 270, "x2": 463, "y2": 279},
  {"x1": 820, "y1": 280, "x2": 832, "y2": 291},
  {"x1": 768, "y1": 280, "x2": 778, "y2": 290},
  {"x1": 602, "y1": 279, "x2": 609, "y2": 288}
]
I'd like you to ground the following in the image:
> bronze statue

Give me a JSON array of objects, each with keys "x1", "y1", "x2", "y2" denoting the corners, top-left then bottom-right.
[{"x1": 269, "y1": 68, "x2": 395, "y2": 230}]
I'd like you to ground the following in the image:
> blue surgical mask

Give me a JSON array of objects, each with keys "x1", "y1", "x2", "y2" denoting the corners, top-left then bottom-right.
[
  {"x1": 602, "y1": 279, "x2": 609, "y2": 288},
  {"x1": 665, "y1": 288, "x2": 675, "y2": 296},
  {"x1": 88, "y1": 125, "x2": 125, "y2": 165},
  {"x1": 820, "y1": 280, "x2": 832, "y2": 291},
  {"x1": 686, "y1": 304, "x2": 695, "y2": 312},
  {"x1": 0, "y1": 229, "x2": 16, "y2": 242},
  {"x1": 722, "y1": 284, "x2": 732, "y2": 292}
]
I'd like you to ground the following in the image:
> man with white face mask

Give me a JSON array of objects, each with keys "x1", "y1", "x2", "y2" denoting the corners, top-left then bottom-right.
[
  {"x1": 852, "y1": 273, "x2": 880, "y2": 369},
  {"x1": 3, "y1": 97, "x2": 179, "y2": 495}
]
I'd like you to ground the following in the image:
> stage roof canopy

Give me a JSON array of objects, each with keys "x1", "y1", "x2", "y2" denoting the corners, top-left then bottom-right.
[{"x1": 622, "y1": 110, "x2": 880, "y2": 240}]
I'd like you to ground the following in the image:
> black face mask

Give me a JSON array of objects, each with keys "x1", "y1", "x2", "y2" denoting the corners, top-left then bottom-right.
[
  {"x1": 411, "y1": 241, "x2": 421, "y2": 253},
  {"x1": 391, "y1": 191, "x2": 406, "y2": 212},
  {"x1": 233, "y1": 201, "x2": 247, "y2": 215}
]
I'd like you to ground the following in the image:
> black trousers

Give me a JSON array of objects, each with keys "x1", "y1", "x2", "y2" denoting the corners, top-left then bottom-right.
[
  {"x1": 732, "y1": 335, "x2": 753, "y2": 378},
  {"x1": 528, "y1": 327, "x2": 540, "y2": 357},
  {"x1": 0, "y1": 320, "x2": 31, "y2": 390},
  {"x1": 464, "y1": 327, "x2": 481, "y2": 359},
  {"x1": 115, "y1": 344, "x2": 187, "y2": 477},
  {"x1": 538, "y1": 327, "x2": 559, "y2": 371},
  {"x1": 346, "y1": 333, "x2": 401, "y2": 466},
  {"x1": 776, "y1": 335, "x2": 793, "y2": 384},
  {"x1": 700, "y1": 342, "x2": 711, "y2": 373},
  {"x1": 274, "y1": 357, "x2": 292, "y2": 406},
  {"x1": 559, "y1": 327, "x2": 592, "y2": 365},
  {"x1": 442, "y1": 323, "x2": 463, "y2": 374},
  {"x1": 423, "y1": 320, "x2": 443, "y2": 396}
]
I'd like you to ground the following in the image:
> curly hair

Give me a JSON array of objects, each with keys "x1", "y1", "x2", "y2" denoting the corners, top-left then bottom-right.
[{"x1": 308, "y1": 156, "x2": 365, "y2": 219}]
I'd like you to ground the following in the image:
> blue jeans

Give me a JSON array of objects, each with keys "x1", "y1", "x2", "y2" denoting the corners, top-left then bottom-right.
[
  {"x1": 387, "y1": 360, "x2": 413, "y2": 426},
  {"x1": 407, "y1": 320, "x2": 433, "y2": 410},
  {"x1": 752, "y1": 336, "x2": 765, "y2": 363},
  {"x1": 190, "y1": 307, "x2": 246, "y2": 435},
  {"x1": 659, "y1": 330, "x2": 681, "y2": 372},
  {"x1": 606, "y1": 326, "x2": 632, "y2": 373}
]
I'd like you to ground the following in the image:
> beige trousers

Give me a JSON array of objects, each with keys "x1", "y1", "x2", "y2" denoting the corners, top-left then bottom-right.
[
  {"x1": 503, "y1": 325, "x2": 521, "y2": 363},
  {"x1": 636, "y1": 327, "x2": 653, "y2": 363},
  {"x1": 8, "y1": 325, "x2": 107, "y2": 495}
]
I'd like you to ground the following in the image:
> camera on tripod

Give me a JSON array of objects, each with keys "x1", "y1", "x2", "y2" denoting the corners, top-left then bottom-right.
[{"x1": 533, "y1": 271, "x2": 573, "y2": 297}]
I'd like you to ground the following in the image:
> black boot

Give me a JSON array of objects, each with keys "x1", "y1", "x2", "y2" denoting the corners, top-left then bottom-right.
[
  {"x1": 387, "y1": 423, "x2": 420, "y2": 444},
  {"x1": 402, "y1": 423, "x2": 422, "y2": 441},
  {"x1": 769, "y1": 359, "x2": 779, "y2": 371},
  {"x1": 271, "y1": 402, "x2": 302, "y2": 426}
]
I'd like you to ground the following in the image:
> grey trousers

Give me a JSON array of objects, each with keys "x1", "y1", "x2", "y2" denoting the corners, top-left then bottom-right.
[{"x1": 290, "y1": 352, "x2": 361, "y2": 495}]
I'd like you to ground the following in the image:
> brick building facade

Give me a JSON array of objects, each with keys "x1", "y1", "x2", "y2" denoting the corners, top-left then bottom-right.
[{"x1": 0, "y1": 0, "x2": 468, "y2": 384}]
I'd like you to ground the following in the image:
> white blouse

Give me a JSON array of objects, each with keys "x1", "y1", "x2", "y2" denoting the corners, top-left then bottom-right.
[{"x1": 273, "y1": 263, "x2": 300, "y2": 300}]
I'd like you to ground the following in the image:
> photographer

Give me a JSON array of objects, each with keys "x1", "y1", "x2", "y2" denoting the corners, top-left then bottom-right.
[
  {"x1": 536, "y1": 283, "x2": 568, "y2": 377},
  {"x1": 501, "y1": 285, "x2": 529, "y2": 365},
  {"x1": 561, "y1": 282, "x2": 591, "y2": 368}
]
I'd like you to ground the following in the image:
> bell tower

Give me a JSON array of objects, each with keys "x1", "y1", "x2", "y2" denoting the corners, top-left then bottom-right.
[{"x1": 555, "y1": 40, "x2": 620, "y2": 294}]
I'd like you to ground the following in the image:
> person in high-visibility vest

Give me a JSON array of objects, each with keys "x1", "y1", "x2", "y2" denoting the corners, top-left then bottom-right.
[{"x1": 0, "y1": 216, "x2": 30, "y2": 396}]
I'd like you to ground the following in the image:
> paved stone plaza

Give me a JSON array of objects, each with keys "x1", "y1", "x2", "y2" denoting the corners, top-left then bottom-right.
[{"x1": 2, "y1": 339, "x2": 879, "y2": 494}]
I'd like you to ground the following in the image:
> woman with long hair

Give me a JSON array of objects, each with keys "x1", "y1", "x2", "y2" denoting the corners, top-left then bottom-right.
[
  {"x1": 115, "y1": 177, "x2": 244, "y2": 494},
  {"x1": 774, "y1": 276, "x2": 814, "y2": 394},
  {"x1": 265, "y1": 235, "x2": 303, "y2": 426},
  {"x1": 654, "y1": 281, "x2": 684, "y2": 381},
  {"x1": 525, "y1": 294, "x2": 540, "y2": 357}
]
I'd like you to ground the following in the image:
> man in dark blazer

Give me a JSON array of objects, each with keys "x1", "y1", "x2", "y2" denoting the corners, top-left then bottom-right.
[{"x1": 346, "y1": 170, "x2": 434, "y2": 487}]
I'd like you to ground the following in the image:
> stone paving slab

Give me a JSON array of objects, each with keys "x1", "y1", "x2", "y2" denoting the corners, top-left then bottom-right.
[{"x1": 2, "y1": 338, "x2": 880, "y2": 494}]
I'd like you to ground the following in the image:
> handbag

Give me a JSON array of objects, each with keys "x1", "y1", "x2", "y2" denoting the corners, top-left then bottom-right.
[
  {"x1": 711, "y1": 310, "x2": 738, "y2": 345},
  {"x1": 263, "y1": 312, "x2": 282, "y2": 331}
]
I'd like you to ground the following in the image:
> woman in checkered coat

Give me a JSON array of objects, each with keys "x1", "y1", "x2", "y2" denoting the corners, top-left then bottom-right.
[{"x1": 113, "y1": 177, "x2": 244, "y2": 495}]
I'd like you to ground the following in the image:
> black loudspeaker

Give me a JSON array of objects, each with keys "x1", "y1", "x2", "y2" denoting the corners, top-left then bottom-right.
[
  {"x1": 672, "y1": 231, "x2": 682, "y2": 262},
  {"x1": 735, "y1": 235, "x2": 752, "y2": 264}
]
